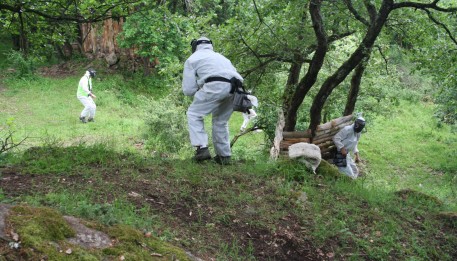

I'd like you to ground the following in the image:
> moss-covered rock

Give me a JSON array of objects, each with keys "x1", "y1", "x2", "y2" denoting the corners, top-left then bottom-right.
[
  {"x1": 8, "y1": 205, "x2": 99, "y2": 260},
  {"x1": 4, "y1": 205, "x2": 195, "y2": 260},
  {"x1": 9, "y1": 205, "x2": 76, "y2": 244},
  {"x1": 104, "y1": 225, "x2": 192, "y2": 260}
]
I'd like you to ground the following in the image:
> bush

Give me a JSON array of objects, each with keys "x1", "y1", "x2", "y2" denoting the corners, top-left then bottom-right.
[
  {"x1": 6, "y1": 50, "x2": 39, "y2": 78},
  {"x1": 143, "y1": 94, "x2": 190, "y2": 154}
]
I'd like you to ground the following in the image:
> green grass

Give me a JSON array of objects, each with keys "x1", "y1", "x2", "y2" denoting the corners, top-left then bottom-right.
[
  {"x1": 0, "y1": 72, "x2": 456, "y2": 260},
  {"x1": 362, "y1": 101, "x2": 457, "y2": 209},
  {"x1": 1, "y1": 75, "x2": 149, "y2": 152},
  {"x1": 0, "y1": 74, "x2": 265, "y2": 156}
]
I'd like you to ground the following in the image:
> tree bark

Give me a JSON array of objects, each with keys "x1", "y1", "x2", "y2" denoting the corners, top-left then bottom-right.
[
  {"x1": 344, "y1": 53, "x2": 371, "y2": 116},
  {"x1": 18, "y1": 11, "x2": 28, "y2": 56},
  {"x1": 282, "y1": 61, "x2": 302, "y2": 117},
  {"x1": 283, "y1": 0, "x2": 328, "y2": 131}
]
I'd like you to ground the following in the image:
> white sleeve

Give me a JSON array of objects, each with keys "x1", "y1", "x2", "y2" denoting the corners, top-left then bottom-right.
[
  {"x1": 354, "y1": 136, "x2": 360, "y2": 154},
  {"x1": 182, "y1": 60, "x2": 198, "y2": 96},
  {"x1": 333, "y1": 128, "x2": 346, "y2": 151}
]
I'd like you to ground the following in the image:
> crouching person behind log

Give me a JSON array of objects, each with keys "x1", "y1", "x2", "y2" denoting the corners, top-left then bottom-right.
[{"x1": 332, "y1": 117, "x2": 366, "y2": 179}]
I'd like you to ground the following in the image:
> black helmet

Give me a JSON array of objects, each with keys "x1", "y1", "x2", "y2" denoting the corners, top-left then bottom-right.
[
  {"x1": 190, "y1": 37, "x2": 212, "y2": 53},
  {"x1": 87, "y1": 68, "x2": 96, "y2": 78},
  {"x1": 354, "y1": 117, "x2": 366, "y2": 133}
]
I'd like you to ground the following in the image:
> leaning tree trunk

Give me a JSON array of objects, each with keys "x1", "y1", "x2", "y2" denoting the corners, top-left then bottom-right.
[
  {"x1": 282, "y1": 61, "x2": 302, "y2": 115},
  {"x1": 344, "y1": 53, "x2": 371, "y2": 116},
  {"x1": 309, "y1": 0, "x2": 393, "y2": 132},
  {"x1": 283, "y1": 0, "x2": 328, "y2": 131}
]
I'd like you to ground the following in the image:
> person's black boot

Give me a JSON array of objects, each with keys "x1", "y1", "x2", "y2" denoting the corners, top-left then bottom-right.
[
  {"x1": 193, "y1": 147, "x2": 211, "y2": 162},
  {"x1": 214, "y1": 155, "x2": 231, "y2": 165},
  {"x1": 79, "y1": 116, "x2": 87, "y2": 123},
  {"x1": 88, "y1": 117, "x2": 95, "y2": 122}
]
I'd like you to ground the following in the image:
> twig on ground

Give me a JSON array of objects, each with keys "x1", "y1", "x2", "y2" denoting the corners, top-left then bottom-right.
[{"x1": 230, "y1": 126, "x2": 262, "y2": 148}]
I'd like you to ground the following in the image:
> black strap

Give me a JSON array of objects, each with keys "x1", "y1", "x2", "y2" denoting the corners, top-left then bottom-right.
[
  {"x1": 205, "y1": 76, "x2": 245, "y2": 94},
  {"x1": 205, "y1": 76, "x2": 231, "y2": 84}
]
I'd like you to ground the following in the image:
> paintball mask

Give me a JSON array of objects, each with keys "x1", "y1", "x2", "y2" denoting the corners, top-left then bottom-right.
[
  {"x1": 191, "y1": 37, "x2": 212, "y2": 53},
  {"x1": 87, "y1": 68, "x2": 96, "y2": 78},
  {"x1": 353, "y1": 117, "x2": 366, "y2": 133}
]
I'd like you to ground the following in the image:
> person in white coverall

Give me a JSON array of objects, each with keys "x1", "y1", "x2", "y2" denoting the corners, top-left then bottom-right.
[
  {"x1": 77, "y1": 69, "x2": 97, "y2": 123},
  {"x1": 182, "y1": 37, "x2": 243, "y2": 164},
  {"x1": 332, "y1": 117, "x2": 366, "y2": 179}
]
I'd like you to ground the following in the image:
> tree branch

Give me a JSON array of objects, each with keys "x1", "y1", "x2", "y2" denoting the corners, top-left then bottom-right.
[
  {"x1": 251, "y1": 0, "x2": 289, "y2": 51},
  {"x1": 393, "y1": 0, "x2": 457, "y2": 12},
  {"x1": 0, "y1": 1, "x2": 142, "y2": 23},
  {"x1": 363, "y1": 0, "x2": 377, "y2": 24},
  {"x1": 374, "y1": 45, "x2": 389, "y2": 74},
  {"x1": 423, "y1": 9, "x2": 457, "y2": 45},
  {"x1": 391, "y1": 1, "x2": 457, "y2": 46},
  {"x1": 230, "y1": 126, "x2": 262, "y2": 148},
  {"x1": 1, "y1": 131, "x2": 27, "y2": 154},
  {"x1": 343, "y1": 0, "x2": 370, "y2": 26},
  {"x1": 240, "y1": 58, "x2": 277, "y2": 78}
]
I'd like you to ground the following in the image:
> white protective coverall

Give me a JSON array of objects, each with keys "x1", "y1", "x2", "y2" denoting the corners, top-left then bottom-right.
[
  {"x1": 77, "y1": 71, "x2": 96, "y2": 120},
  {"x1": 332, "y1": 123, "x2": 361, "y2": 179},
  {"x1": 182, "y1": 38, "x2": 243, "y2": 157}
]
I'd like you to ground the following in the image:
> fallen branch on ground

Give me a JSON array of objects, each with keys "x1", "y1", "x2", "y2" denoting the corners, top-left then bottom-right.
[{"x1": 230, "y1": 126, "x2": 262, "y2": 148}]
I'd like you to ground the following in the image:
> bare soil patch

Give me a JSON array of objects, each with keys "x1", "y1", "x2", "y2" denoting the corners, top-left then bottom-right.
[{"x1": 37, "y1": 62, "x2": 81, "y2": 78}]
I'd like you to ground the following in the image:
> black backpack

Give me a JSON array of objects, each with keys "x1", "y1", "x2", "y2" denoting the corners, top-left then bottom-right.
[{"x1": 230, "y1": 77, "x2": 252, "y2": 113}]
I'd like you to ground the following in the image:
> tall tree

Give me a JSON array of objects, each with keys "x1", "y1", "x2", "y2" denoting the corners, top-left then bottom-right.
[
  {"x1": 220, "y1": 0, "x2": 457, "y2": 134},
  {"x1": 308, "y1": 0, "x2": 456, "y2": 131}
]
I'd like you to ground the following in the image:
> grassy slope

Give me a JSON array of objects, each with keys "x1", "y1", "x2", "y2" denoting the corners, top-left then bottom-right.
[
  {"x1": 302, "y1": 102, "x2": 457, "y2": 259},
  {"x1": 362, "y1": 102, "x2": 456, "y2": 209},
  {"x1": 0, "y1": 74, "x2": 456, "y2": 260}
]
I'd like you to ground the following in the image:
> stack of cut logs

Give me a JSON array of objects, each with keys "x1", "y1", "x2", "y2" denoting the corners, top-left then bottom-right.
[{"x1": 280, "y1": 115, "x2": 353, "y2": 159}]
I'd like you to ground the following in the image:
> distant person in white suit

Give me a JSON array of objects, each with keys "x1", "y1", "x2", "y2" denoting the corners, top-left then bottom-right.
[{"x1": 77, "y1": 68, "x2": 97, "y2": 123}]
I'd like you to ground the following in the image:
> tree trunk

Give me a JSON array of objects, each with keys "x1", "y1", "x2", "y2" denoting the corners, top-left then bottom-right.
[
  {"x1": 79, "y1": 17, "x2": 127, "y2": 58},
  {"x1": 11, "y1": 35, "x2": 20, "y2": 51},
  {"x1": 282, "y1": 62, "x2": 302, "y2": 118},
  {"x1": 308, "y1": 0, "x2": 393, "y2": 132},
  {"x1": 18, "y1": 11, "x2": 28, "y2": 56},
  {"x1": 344, "y1": 53, "x2": 371, "y2": 116},
  {"x1": 143, "y1": 57, "x2": 151, "y2": 76},
  {"x1": 283, "y1": 0, "x2": 328, "y2": 131}
]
